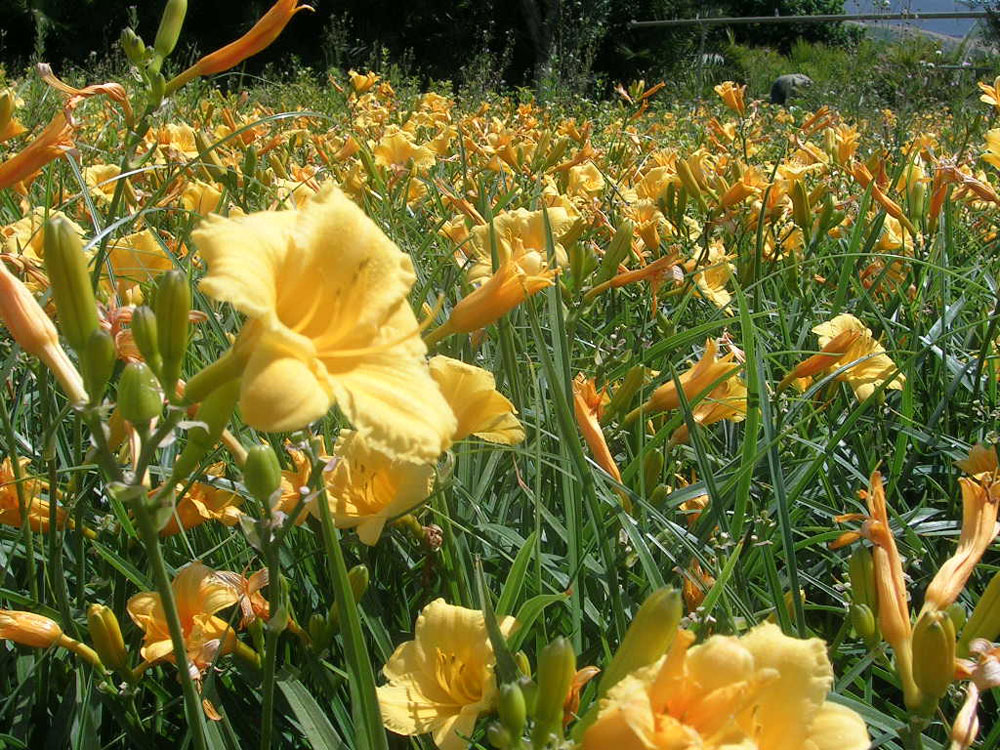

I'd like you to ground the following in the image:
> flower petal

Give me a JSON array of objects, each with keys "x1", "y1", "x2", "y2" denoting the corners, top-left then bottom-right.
[
  {"x1": 326, "y1": 344, "x2": 455, "y2": 462},
  {"x1": 804, "y1": 701, "x2": 870, "y2": 750},
  {"x1": 738, "y1": 622, "x2": 833, "y2": 750},
  {"x1": 193, "y1": 208, "x2": 297, "y2": 320},
  {"x1": 241, "y1": 344, "x2": 332, "y2": 433}
]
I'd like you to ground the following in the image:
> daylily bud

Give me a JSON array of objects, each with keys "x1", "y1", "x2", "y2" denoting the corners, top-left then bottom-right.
[
  {"x1": 517, "y1": 675, "x2": 538, "y2": 718},
  {"x1": 195, "y1": 131, "x2": 227, "y2": 181},
  {"x1": 849, "y1": 603, "x2": 879, "y2": 647},
  {"x1": 599, "y1": 587, "x2": 682, "y2": 696},
  {"x1": 0, "y1": 91, "x2": 13, "y2": 133},
  {"x1": 792, "y1": 179, "x2": 812, "y2": 238},
  {"x1": 532, "y1": 637, "x2": 576, "y2": 746},
  {"x1": 514, "y1": 651, "x2": 531, "y2": 678},
  {"x1": 130, "y1": 306, "x2": 162, "y2": 373},
  {"x1": 849, "y1": 546, "x2": 878, "y2": 613},
  {"x1": 120, "y1": 28, "x2": 146, "y2": 65},
  {"x1": 912, "y1": 609, "x2": 956, "y2": 710},
  {"x1": 118, "y1": 362, "x2": 163, "y2": 425},
  {"x1": 498, "y1": 682, "x2": 527, "y2": 739},
  {"x1": 0, "y1": 609, "x2": 64, "y2": 648},
  {"x1": 327, "y1": 565, "x2": 369, "y2": 631},
  {"x1": 593, "y1": 220, "x2": 634, "y2": 286},
  {"x1": 243, "y1": 443, "x2": 283, "y2": 503},
  {"x1": 87, "y1": 604, "x2": 130, "y2": 676},
  {"x1": 152, "y1": 0, "x2": 187, "y2": 64},
  {"x1": 154, "y1": 270, "x2": 191, "y2": 398},
  {"x1": 0, "y1": 265, "x2": 88, "y2": 404},
  {"x1": 44, "y1": 216, "x2": 98, "y2": 354},
  {"x1": 308, "y1": 613, "x2": 328, "y2": 651},
  {"x1": 82, "y1": 328, "x2": 116, "y2": 404},
  {"x1": 486, "y1": 723, "x2": 513, "y2": 749},
  {"x1": 948, "y1": 602, "x2": 967, "y2": 633},
  {"x1": 602, "y1": 365, "x2": 647, "y2": 422},
  {"x1": 676, "y1": 159, "x2": 701, "y2": 199},
  {"x1": 642, "y1": 451, "x2": 664, "y2": 491},
  {"x1": 171, "y1": 379, "x2": 240, "y2": 479},
  {"x1": 959, "y1": 570, "x2": 1000, "y2": 656}
]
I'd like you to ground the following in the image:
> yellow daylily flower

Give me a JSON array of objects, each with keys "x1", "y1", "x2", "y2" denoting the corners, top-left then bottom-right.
[
  {"x1": 181, "y1": 180, "x2": 223, "y2": 215},
  {"x1": 584, "y1": 623, "x2": 870, "y2": 750},
  {"x1": 567, "y1": 161, "x2": 605, "y2": 199},
  {"x1": 979, "y1": 76, "x2": 1000, "y2": 110},
  {"x1": 429, "y1": 355, "x2": 523, "y2": 444},
  {"x1": 310, "y1": 430, "x2": 436, "y2": 545},
  {"x1": 0, "y1": 457, "x2": 77, "y2": 534},
  {"x1": 811, "y1": 314, "x2": 905, "y2": 402},
  {"x1": 461, "y1": 207, "x2": 579, "y2": 285},
  {"x1": 192, "y1": 185, "x2": 456, "y2": 461},
  {"x1": 374, "y1": 127, "x2": 436, "y2": 171},
  {"x1": 377, "y1": 599, "x2": 516, "y2": 750},
  {"x1": 691, "y1": 240, "x2": 735, "y2": 312},
  {"x1": 108, "y1": 229, "x2": 174, "y2": 299},
  {"x1": 127, "y1": 562, "x2": 240, "y2": 673}
]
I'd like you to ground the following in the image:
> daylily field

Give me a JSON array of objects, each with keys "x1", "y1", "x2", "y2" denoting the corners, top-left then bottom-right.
[{"x1": 2, "y1": 2, "x2": 1000, "y2": 749}]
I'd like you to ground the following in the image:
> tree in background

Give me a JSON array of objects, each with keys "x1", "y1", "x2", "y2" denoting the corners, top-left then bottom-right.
[{"x1": 0, "y1": 0, "x2": 848, "y2": 92}]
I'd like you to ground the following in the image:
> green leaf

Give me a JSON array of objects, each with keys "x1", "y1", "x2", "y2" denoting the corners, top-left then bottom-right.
[{"x1": 277, "y1": 670, "x2": 346, "y2": 750}]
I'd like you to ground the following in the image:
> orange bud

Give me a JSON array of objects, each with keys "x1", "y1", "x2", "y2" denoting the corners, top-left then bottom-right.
[{"x1": 0, "y1": 264, "x2": 87, "y2": 403}]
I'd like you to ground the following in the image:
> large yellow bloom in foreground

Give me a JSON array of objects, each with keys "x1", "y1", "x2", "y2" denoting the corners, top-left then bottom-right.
[
  {"x1": 585, "y1": 623, "x2": 869, "y2": 750},
  {"x1": 377, "y1": 599, "x2": 515, "y2": 750},
  {"x1": 192, "y1": 185, "x2": 455, "y2": 461}
]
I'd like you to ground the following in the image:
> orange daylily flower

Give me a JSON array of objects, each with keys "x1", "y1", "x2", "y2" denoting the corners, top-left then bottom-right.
[
  {"x1": 126, "y1": 562, "x2": 240, "y2": 675},
  {"x1": 425, "y1": 260, "x2": 556, "y2": 344},
  {"x1": 832, "y1": 472, "x2": 912, "y2": 659},
  {"x1": 0, "y1": 112, "x2": 74, "y2": 191},
  {"x1": 921, "y1": 454, "x2": 999, "y2": 613},
  {"x1": 626, "y1": 339, "x2": 740, "y2": 422},
  {"x1": 159, "y1": 478, "x2": 244, "y2": 537},
  {"x1": 713, "y1": 81, "x2": 746, "y2": 117},
  {"x1": 851, "y1": 163, "x2": 916, "y2": 235},
  {"x1": 166, "y1": 0, "x2": 312, "y2": 94},
  {"x1": 572, "y1": 375, "x2": 628, "y2": 510},
  {"x1": 584, "y1": 252, "x2": 681, "y2": 302},
  {"x1": 777, "y1": 329, "x2": 863, "y2": 392}
]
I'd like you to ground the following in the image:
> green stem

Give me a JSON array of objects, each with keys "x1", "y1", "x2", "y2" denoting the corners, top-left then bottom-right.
[
  {"x1": 0, "y1": 389, "x2": 37, "y2": 601},
  {"x1": 308, "y1": 441, "x2": 388, "y2": 750},
  {"x1": 259, "y1": 542, "x2": 284, "y2": 750},
  {"x1": 132, "y1": 500, "x2": 209, "y2": 750}
]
